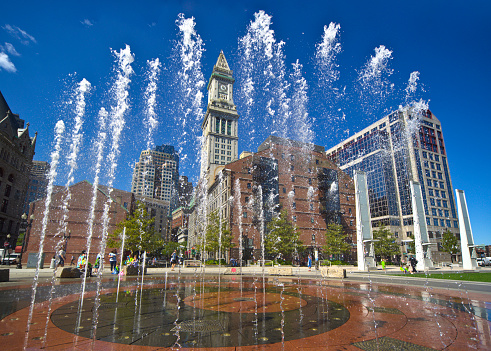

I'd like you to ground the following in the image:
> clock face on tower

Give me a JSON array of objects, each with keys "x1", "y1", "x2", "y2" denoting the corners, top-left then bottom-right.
[{"x1": 219, "y1": 83, "x2": 227, "y2": 93}]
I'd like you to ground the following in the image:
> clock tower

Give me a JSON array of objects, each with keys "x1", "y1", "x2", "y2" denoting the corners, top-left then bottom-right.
[{"x1": 201, "y1": 51, "x2": 239, "y2": 181}]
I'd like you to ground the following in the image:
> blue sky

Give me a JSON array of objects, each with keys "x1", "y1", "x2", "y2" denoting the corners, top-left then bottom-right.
[{"x1": 1, "y1": 1, "x2": 490, "y2": 245}]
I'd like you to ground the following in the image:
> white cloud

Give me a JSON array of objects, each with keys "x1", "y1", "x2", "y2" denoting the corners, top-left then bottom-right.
[
  {"x1": 3, "y1": 43, "x2": 20, "y2": 56},
  {"x1": 3, "y1": 24, "x2": 37, "y2": 45},
  {"x1": 0, "y1": 52, "x2": 16, "y2": 73},
  {"x1": 81, "y1": 19, "x2": 93, "y2": 27}
]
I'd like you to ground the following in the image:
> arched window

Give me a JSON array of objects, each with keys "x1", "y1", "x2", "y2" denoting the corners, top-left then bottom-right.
[{"x1": 8, "y1": 174, "x2": 14, "y2": 183}]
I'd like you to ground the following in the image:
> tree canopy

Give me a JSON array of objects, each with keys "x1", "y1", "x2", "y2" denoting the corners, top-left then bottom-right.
[
  {"x1": 373, "y1": 225, "x2": 400, "y2": 259},
  {"x1": 107, "y1": 201, "x2": 162, "y2": 254},
  {"x1": 265, "y1": 210, "x2": 302, "y2": 261},
  {"x1": 441, "y1": 229, "x2": 460, "y2": 262},
  {"x1": 322, "y1": 223, "x2": 351, "y2": 258},
  {"x1": 204, "y1": 211, "x2": 234, "y2": 258}
]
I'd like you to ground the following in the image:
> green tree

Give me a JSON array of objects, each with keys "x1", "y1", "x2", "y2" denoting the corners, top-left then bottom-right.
[
  {"x1": 161, "y1": 241, "x2": 188, "y2": 259},
  {"x1": 373, "y1": 226, "x2": 400, "y2": 260},
  {"x1": 322, "y1": 223, "x2": 351, "y2": 259},
  {"x1": 265, "y1": 210, "x2": 303, "y2": 261},
  {"x1": 441, "y1": 229, "x2": 460, "y2": 263},
  {"x1": 204, "y1": 211, "x2": 234, "y2": 258},
  {"x1": 107, "y1": 201, "x2": 162, "y2": 254}
]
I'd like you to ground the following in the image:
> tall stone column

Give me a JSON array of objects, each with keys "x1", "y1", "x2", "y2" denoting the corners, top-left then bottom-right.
[
  {"x1": 455, "y1": 189, "x2": 477, "y2": 270},
  {"x1": 410, "y1": 180, "x2": 433, "y2": 271},
  {"x1": 354, "y1": 171, "x2": 375, "y2": 271}
]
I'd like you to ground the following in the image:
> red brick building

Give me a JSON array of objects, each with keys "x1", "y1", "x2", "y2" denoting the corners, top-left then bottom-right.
[
  {"x1": 23, "y1": 180, "x2": 135, "y2": 266},
  {"x1": 199, "y1": 136, "x2": 356, "y2": 262}
]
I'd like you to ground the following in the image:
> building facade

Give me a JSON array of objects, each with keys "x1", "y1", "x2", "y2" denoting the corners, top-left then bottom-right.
[
  {"x1": 189, "y1": 136, "x2": 356, "y2": 262},
  {"x1": 177, "y1": 175, "x2": 193, "y2": 208},
  {"x1": 135, "y1": 195, "x2": 171, "y2": 241},
  {"x1": 24, "y1": 161, "x2": 50, "y2": 215},
  {"x1": 326, "y1": 107, "x2": 459, "y2": 262},
  {"x1": 24, "y1": 181, "x2": 135, "y2": 266},
  {"x1": 131, "y1": 144, "x2": 179, "y2": 206},
  {"x1": 200, "y1": 51, "x2": 239, "y2": 181},
  {"x1": 0, "y1": 91, "x2": 37, "y2": 247}
]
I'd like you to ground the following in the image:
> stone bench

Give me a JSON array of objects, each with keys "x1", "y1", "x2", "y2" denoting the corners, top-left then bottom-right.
[
  {"x1": 56, "y1": 267, "x2": 83, "y2": 278},
  {"x1": 224, "y1": 267, "x2": 241, "y2": 274},
  {"x1": 123, "y1": 265, "x2": 147, "y2": 276},
  {"x1": 0, "y1": 269, "x2": 9, "y2": 282},
  {"x1": 268, "y1": 266, "x2": 293, "y2": 276},
  {"x1": 320, "y1": 266, "x2": 346, "y2": 278},
  {"x1": 183, "y1": 260, "x2": 202, "y2": 268}
]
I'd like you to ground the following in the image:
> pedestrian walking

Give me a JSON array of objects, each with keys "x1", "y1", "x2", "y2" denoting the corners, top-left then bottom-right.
[
  {"x1": 381, "y1": 259, "x2": 386, "y2": 271},
  {"x1": 171, "y1": 250, "x2": 177, "y2": 270},
  {"x1": 308, "y1": 254, "x2": 312, "y2": 271},
  {"x1": 109, "y1": 249, "x2": 117, "y2": 273},
  {"x1": 409, "y1": 256, "x2": 418, "y2": 273}
]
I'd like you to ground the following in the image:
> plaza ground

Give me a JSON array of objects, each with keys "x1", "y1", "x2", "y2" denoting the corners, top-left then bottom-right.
[{"x1": 0, "y1": 264, "x2": 490, "y2": 350}]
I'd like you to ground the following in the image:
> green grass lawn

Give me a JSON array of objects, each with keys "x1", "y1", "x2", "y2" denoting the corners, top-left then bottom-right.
[{"x1": 393, "y1": 272, "x2": 491, "y2": 282}]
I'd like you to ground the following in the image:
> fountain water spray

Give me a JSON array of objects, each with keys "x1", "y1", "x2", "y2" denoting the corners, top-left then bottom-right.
[
  {"x1": 41, "y1": 78, "x2": 91, "y2": 344},
  {"x1": 237, "y1": 10, "x2": 289, "y2": 151},
  {"x1": 174, "y1": 14, "x2": 205, "y2": 175},
  {"x1": 143, "y1": 58, "x2": 161, "y2": 150},
  {"x1": 78, "y1": 45, "x2": 134, "y2": 328},
  {"x1": 24, "y1": 120, "x2": 65, "y2": 349},
  {"x1": 87, "y1": 107, "x2": 109, "y2": 337},
  {"x1": 357, "y1": 45, "x2": 394, "y2": 118}
]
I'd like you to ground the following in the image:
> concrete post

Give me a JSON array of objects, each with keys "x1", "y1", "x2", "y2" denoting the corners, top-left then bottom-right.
[
  {"x1": 410, "y1": 180, "x2": 433, "y2": 271},
  {"x1": 455, "y1": 189, "x2": 477, "y2": 270},
  {"x1": 354, "y1": 171, "x2": 375, "y2": 271}
]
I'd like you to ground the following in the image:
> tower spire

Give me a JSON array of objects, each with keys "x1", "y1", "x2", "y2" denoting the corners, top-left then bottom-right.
[{"x1": 214, "y1": 50, "x2": 232, "y2": 74}]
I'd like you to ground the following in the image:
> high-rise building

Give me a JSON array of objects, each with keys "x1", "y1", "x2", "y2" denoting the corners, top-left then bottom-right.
[
  {"x1": 131, "y1": 145, "x2": 179, "y2": 206},
  {"x1": 131, "y1": 145, "x2": 180, "y2": 240},
  {"x1": 326, "y1": 107, "x2": 459, "y2": 262},
  {"x1": 177, "y1": 175, "x2": 193, "y2": 208},
  {"x1": 200, "y1": 51, "x2": 239, "y2": 182},
  {"x1": 0, "y1": 91, "x2": 37, "y2": 246},
  {"x1": 24, "y1": 161, "x2": 50, "y2": 214}
]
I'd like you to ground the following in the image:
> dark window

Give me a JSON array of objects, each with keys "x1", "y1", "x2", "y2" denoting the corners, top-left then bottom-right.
[
  {"x1": 243, "y1": 212, "x2": 247, "y2": 218},
  {"x1": 316, "y1": 159, "x2": 319, "y2": 164},
  {"x1": 4, "y1": 185, "x2": 11, "y2": 198},
  {"x1": 291, "y1": 176, "x2": 295, "y2": 182},
  {"x1": 245, "y1": 196, "x2": 249, "y2": 203},
  {"x1": 292, "y1": 202, "x2": 296, "y2": 209},
  {"x1": 1, "y1": 199, "x2": 8, "y2": 213},
  {"x1": 290, "y1": 155, "x2": 294, "y2": 161},
  {"x1": 290, "y1": 165, "x2": 294, "y2": 171},
  {"x1": 283, "y1": 187, "x2": 286, "y2": 193},
  {"x1": 247, "y1": 183, "x2": 251, "y2": 189},
  {"x1": 308, "y1": 178, "x2": 312, "y2": 185}
]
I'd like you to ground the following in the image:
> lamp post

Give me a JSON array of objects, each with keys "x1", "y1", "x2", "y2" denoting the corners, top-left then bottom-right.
[
  {"x1": 17, "y1": 213, "x2": 28, "y2": 269},
  {"x1": 6, "y1": 234, "x2": 10, "y2": 266}
]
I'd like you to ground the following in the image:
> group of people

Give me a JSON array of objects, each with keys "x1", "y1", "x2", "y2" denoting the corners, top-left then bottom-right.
[
  {"x1": 400, "y1": 256, "x2": 418, "y2": 274},
  {"x1": 68, "y1": 249, "x2": 120, "y2": 275}
]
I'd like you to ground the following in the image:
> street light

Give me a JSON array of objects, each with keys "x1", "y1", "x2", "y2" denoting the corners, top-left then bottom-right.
[
  {"x1": 6, "y1": 234, "x2": 10, "y2": 266},
  {"x1": 17, "y1": 213, "x2": 28, "y2": 269}
]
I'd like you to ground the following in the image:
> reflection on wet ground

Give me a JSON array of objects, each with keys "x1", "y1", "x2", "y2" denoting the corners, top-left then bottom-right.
[{"x1": 0, "y1": 274, "x2": 490, "y2": 350}]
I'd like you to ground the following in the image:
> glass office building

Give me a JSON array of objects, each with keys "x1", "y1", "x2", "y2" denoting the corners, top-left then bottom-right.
[{"x1": 326, "y1": 108, "x2": 459, "y2": 261}]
